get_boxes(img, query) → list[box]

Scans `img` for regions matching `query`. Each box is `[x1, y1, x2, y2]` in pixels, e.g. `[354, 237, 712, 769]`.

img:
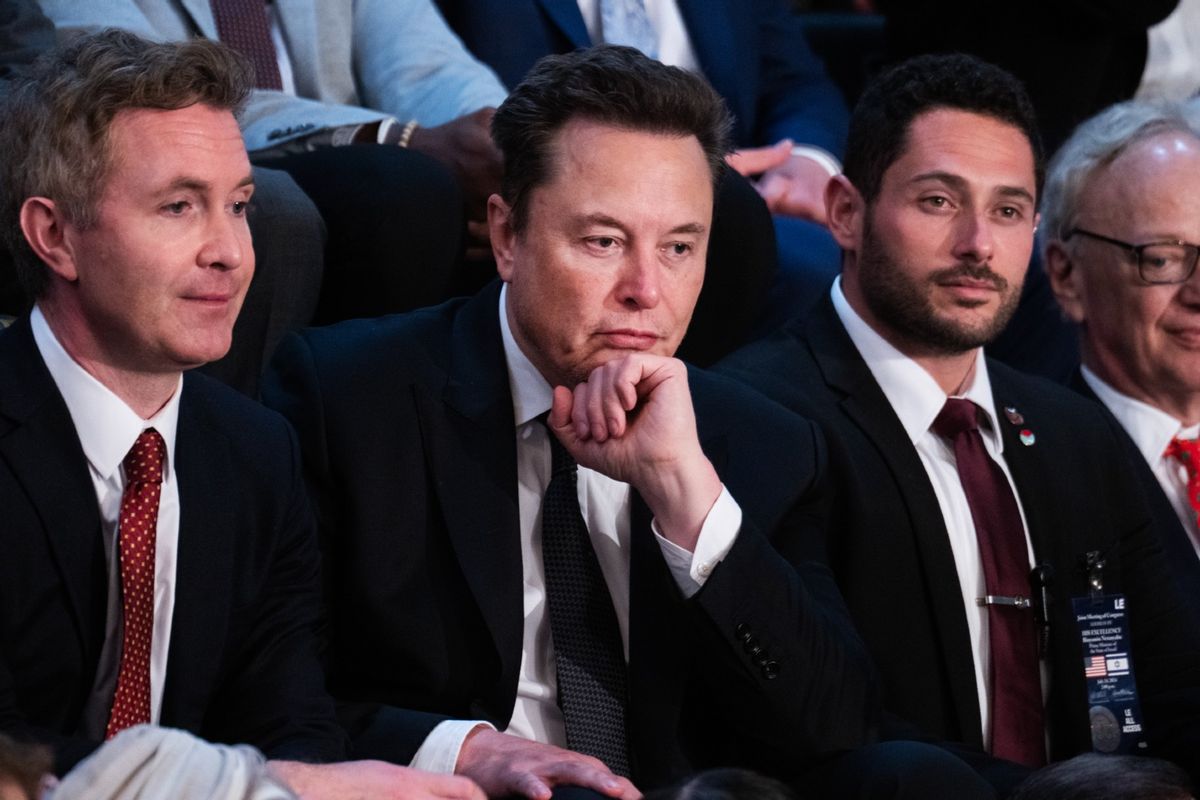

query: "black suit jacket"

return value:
[717, 296, 1200, 783]
[0, 317, 345, 773]
[262, 282, 878, 788]
[1067, 370, 1200, 628]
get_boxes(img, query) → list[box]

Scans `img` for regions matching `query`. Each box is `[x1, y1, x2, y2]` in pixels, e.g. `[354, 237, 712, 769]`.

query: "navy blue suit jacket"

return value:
[436, 0, 848, 153]
[0, 317, 345, 773]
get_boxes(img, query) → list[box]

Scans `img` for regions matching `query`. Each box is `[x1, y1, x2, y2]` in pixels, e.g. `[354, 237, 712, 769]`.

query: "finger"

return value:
[514, 771, 554, 800]
[725, 139, 793, 176]
[599, 364, 630, 439]
[464, 245, 494, 262]
[544, 761, 631, 797]
[570, 381, 594, 441]
[434, 775, 487, 800]
[583, 370, 611, 443]
[550, 385, 577, 438]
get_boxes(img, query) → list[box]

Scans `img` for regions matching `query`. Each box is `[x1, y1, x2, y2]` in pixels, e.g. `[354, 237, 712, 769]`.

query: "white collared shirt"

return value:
[830, 278, 1037, 748]
[410, 285, 741, 771]
[1081, 366, 1200, 560]
[30, 306, 182, 737]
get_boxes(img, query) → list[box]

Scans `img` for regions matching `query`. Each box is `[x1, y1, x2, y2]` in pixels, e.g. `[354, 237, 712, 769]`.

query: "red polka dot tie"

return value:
[1165, 437, 1200, 529]
[210, 0, 284, 90]
[105, 428, 166, 740]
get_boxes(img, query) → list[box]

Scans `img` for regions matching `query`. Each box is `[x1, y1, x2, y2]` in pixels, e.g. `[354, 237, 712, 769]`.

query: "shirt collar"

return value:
[31, 305, 182, 483]
[830, 277, 1004, 451]
[498, 284, 554, 427]
[1080, 365, 1199, 460]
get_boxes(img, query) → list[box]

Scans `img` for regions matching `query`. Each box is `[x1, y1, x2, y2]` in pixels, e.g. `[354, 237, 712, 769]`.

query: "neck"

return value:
[1083, 347, 1200, 427]
[40, 301, 179, 420]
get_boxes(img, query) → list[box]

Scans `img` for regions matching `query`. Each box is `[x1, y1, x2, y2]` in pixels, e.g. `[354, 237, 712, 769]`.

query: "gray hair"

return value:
[1040, 99, 1199, 256]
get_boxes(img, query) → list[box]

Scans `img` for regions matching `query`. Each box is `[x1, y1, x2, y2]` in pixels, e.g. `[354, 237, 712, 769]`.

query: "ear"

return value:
[19, 197, 79, 283]
[1044, 238, 1086, 323]
[488, 193, 518, 283]
[825, 174, 864, 251]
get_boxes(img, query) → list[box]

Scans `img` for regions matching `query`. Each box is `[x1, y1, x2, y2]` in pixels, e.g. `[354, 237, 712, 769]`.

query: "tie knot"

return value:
[1167, 437, 1200, 469]
[932, 398, 981, 439]
[123, 428, 166, 485]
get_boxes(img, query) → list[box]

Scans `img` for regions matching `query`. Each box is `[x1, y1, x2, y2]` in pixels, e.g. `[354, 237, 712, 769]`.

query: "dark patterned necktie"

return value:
[210, 0, 283, 90]
[541, 425, 631, 776]
[105, 428, 166, 739]
[933, 399, 1045, 767]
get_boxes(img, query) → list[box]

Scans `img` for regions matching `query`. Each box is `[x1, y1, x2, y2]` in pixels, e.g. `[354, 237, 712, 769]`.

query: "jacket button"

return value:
[735, 623, 750, 638]
[747, 645, 763, 659]
[753, 651, 771, 666]
[742, 635, 760, 653]
[762, 660, 780, 680]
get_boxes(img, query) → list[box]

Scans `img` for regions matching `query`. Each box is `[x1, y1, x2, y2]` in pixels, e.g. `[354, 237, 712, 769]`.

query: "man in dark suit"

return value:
[436, 0, 850, 335]
[265, 45, 996, 800]
[0, 29, 483, 799]
[719, 54, 1200, 795]
[1040, 98, 1200, 624]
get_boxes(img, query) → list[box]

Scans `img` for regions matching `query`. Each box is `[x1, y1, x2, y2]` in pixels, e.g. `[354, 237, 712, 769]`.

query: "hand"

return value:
[726, 140, 833, 223]
[455, 729, 641, 800]
[409, 107, 503, 242]
[269, 759, 485, 800]
[548, 353, 721, 551]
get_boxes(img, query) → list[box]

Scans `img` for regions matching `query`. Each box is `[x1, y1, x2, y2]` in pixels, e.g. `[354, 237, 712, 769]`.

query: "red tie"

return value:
[105, 428, 166, 740]
[210, 0, 283, 90]
[933, 399, 1046, 767]
[1165, 438, 1200, 530]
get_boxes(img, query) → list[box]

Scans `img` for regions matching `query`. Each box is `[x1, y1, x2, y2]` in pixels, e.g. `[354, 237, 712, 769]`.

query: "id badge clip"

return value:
[1071, 550, 1147, 755]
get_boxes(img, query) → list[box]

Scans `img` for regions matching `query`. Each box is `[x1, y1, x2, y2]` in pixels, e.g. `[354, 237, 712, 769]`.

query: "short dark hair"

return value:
[0, 28, 251, 299]
[644, 768, 797, 800]
[844, 53, 1043, 205]
[1010, 754, 1193, 800]
[491, 44, 733, 232]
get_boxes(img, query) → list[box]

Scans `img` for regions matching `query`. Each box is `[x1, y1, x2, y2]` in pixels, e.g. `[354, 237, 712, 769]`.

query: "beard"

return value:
[856, 217, 1024, 355]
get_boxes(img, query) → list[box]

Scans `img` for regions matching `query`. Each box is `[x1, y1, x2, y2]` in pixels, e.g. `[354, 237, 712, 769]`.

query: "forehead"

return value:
[103, 104, 249, 190]
[1081, 130, 1200, 220]
[884, 108, 1036, 196]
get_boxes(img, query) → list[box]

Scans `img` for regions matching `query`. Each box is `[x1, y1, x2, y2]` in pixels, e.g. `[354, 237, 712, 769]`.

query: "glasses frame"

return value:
[1065, 227, 1200, 285]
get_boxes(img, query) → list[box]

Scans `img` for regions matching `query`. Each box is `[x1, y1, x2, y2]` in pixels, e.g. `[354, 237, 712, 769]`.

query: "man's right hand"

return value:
[455, 729, 641, 800]
[269, 759, 485, 800]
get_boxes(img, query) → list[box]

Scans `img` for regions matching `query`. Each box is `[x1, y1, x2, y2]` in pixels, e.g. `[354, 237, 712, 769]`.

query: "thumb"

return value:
[725, 139, 793, 177]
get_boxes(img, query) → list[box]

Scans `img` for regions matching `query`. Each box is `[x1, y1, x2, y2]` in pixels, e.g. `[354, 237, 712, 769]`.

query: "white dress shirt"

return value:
[30, 306, 183, 737]
[1081, 366, 1200, 560]
[410, 285, 742, 771]
[830, 279, 1037, 747]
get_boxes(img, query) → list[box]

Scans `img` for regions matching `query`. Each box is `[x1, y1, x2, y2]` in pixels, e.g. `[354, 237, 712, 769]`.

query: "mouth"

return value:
[181, 293, 236, 308]
[933, 265, 1006, 304]
[595, 329, 662, 350]
[1164, 326, 1200, 348]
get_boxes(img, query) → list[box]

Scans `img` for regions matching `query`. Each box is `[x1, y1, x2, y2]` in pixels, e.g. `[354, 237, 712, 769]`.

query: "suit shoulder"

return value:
[689, 364, 822, 448]
[182, 371, 294, 446]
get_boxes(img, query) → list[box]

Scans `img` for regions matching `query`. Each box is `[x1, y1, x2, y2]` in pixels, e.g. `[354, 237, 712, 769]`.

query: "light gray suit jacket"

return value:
[37, 0, 508, 150]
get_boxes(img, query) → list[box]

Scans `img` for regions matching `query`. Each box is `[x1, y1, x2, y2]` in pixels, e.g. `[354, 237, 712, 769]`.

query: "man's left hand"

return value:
[726, 139, 833, 224]
[548, 354, 721, 552]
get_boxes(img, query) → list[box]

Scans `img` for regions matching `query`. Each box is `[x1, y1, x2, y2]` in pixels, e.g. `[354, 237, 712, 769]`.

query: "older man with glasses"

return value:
[1044, 98, 1200, 622]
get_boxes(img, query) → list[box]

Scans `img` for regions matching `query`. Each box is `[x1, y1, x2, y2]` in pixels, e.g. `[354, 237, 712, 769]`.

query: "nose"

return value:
[951, 210, 995, 265]
[616, 247, 662, 310]
[198, 209, 249, 272]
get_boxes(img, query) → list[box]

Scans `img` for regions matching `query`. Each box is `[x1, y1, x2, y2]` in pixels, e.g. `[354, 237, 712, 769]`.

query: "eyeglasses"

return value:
[1066, 228, 1200, 285]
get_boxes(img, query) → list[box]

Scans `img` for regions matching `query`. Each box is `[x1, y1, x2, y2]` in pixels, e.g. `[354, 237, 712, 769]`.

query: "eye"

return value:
[163, 200, 190, 215]
[592, 236, 616, 249]
[920, 195, 952, 211]
[996, 205, 1025, 221]
[232, 200, 249, 216]
[667, 242, 692, 256]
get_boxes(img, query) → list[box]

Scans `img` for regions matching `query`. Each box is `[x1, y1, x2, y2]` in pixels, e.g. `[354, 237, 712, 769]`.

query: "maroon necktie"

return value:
[210, 0, 283, 90]
[933, 399, 1045, 767]
[105, 429, 166, 740]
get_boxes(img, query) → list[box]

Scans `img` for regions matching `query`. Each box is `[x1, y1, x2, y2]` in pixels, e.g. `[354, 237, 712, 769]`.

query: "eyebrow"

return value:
[911, 171, 1035, 205]
[577, 212, 707, 236]
[157, 173, 255, 195]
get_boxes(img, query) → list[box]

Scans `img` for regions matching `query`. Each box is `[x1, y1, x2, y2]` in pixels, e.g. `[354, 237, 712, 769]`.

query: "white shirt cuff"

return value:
[408, 719, 495, 773]
[652, 486, 742, 598]
[790, 145, 842, 177]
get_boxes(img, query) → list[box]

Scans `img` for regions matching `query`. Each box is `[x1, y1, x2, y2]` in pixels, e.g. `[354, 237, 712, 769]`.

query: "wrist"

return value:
[640, 455, 722, 551]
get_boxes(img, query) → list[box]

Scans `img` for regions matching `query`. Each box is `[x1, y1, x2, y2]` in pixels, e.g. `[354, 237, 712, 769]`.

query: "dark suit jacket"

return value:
[717, 296, 1200, 784]
[262, 281, 878, 788]
[0, 317, 346, 773]
[436, 0, 849, 154]
[1067, 370, 1200, 628]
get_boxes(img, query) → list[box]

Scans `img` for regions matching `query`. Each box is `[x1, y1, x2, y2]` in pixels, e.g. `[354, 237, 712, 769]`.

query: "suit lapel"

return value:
[806, 299, 984, 742]
[0, 319, 106, 660]
[534, 0, 592, 47]
[417, 285, 524, 684]
[674, 0, 741, 116]
[160, 377, 237, 725]
[178, 0, 217, 38]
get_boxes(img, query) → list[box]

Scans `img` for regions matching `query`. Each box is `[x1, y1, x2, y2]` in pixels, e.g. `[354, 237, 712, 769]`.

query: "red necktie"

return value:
[1165, 437, 1200, 530]
[105, 428, 166, 740]
[210, 0, 283, 90]
[933, 399, 1046, 767]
